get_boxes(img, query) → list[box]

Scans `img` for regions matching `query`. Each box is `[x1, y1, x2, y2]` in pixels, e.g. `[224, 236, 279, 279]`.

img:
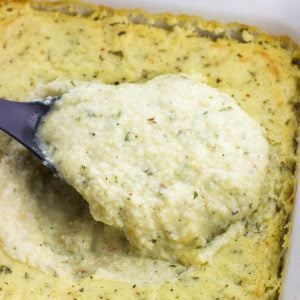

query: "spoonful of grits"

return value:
[0, 74, 269, 265]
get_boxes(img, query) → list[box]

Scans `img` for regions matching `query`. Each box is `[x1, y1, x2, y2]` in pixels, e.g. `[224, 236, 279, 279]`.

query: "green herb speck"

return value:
[0, 265, 12, 274]
[116, 110, 122, 118]
[145, 168, 153, 176]
[124, 132, 130, 141]
[219, 106, 233, 112]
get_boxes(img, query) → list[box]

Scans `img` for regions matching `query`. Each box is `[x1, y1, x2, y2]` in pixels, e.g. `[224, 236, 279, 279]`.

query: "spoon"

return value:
[0, 97, 60, 171]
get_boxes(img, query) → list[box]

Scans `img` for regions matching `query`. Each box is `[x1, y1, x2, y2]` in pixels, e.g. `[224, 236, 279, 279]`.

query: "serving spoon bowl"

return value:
[0, 97, 60, 172]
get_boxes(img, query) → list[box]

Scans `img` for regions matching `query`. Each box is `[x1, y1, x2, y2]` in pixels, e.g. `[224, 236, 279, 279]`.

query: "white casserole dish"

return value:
[86, 0, 300, 298]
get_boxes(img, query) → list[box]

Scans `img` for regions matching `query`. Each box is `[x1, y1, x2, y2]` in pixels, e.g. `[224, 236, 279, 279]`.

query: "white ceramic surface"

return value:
[87, 0, 300, 298]
[94, 0, 300, 43]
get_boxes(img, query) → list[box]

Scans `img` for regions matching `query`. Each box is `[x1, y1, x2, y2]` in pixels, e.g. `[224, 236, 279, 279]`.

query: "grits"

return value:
[0, 1, 298, 298]
[38, 74, 269, 264]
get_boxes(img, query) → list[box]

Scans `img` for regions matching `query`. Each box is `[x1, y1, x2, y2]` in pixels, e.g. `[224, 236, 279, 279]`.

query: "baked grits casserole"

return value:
[0, 1, 299, 299]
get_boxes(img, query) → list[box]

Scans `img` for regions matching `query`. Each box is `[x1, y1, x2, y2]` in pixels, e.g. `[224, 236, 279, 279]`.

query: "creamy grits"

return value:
[38, 74, 269, 265]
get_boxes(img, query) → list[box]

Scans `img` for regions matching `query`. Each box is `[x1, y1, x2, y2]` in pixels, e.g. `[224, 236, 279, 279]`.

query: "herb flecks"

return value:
[147, 117, 156, 124]
[219, 106, 233, 112]
[124, 131, 130, 141]
[108, 50, 124, 58]
[145, 168, 153, 176]
[0, 265, 12, 274]
[116, 110, 122, 118]
[193, 191, 198, 199]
